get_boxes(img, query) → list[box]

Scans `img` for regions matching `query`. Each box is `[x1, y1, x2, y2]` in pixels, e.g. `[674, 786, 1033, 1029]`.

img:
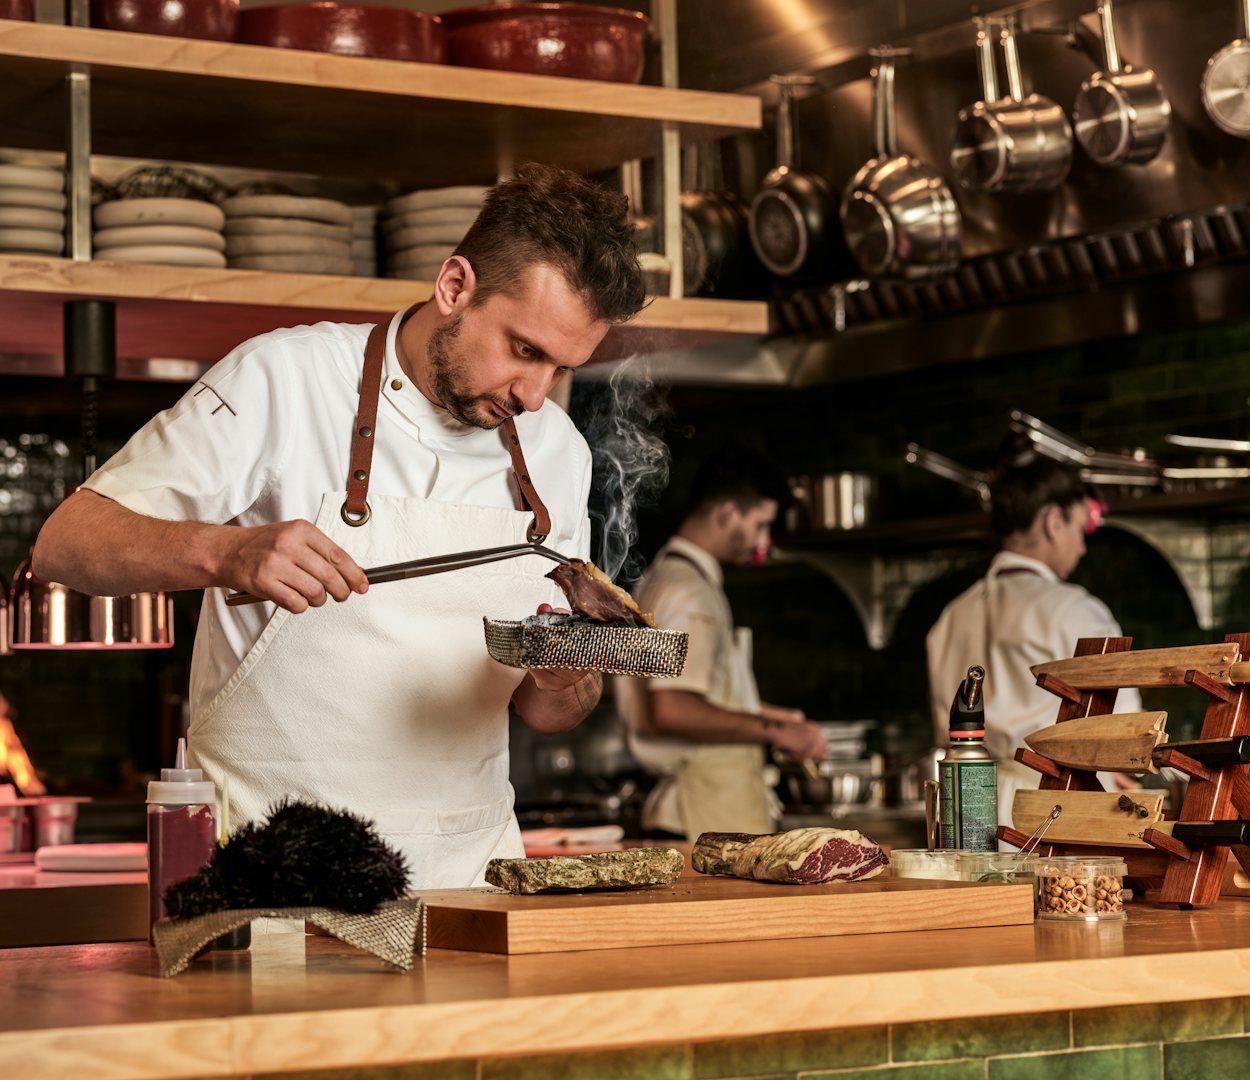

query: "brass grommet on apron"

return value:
[526, 518, 547, 544]
[341, 500, 371, 527]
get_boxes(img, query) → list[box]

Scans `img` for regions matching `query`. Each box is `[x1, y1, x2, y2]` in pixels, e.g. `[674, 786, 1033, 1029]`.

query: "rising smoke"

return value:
[578, 361, 672, 583]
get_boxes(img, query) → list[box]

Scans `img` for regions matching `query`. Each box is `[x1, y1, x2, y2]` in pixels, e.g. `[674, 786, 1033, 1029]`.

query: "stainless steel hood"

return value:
[652, 0, 1250, 386]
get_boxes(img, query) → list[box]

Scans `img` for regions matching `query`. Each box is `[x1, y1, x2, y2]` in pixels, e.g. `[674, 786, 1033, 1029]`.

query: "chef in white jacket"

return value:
[926, 443, 1142, 829]
[31, 164, 647, 889]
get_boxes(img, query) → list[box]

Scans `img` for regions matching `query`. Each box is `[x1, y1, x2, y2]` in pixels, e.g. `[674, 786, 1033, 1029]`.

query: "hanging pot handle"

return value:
[769, 74, 815, 170]
[1098, 0, 1123, 74]
[871, 52, 898, 158]
[975, 19, 999, 103]
[1000, 18, 1025, 104]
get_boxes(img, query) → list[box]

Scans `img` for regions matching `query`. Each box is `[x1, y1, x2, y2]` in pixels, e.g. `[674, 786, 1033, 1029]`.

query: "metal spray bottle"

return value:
[938, 665, 998, 851]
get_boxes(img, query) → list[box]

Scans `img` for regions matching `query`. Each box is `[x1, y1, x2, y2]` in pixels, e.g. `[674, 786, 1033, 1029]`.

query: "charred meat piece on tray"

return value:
[546, 559, 655, 628]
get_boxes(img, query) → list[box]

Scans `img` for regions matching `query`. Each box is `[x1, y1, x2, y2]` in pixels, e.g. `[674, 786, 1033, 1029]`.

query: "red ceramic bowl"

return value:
[238, 4, 448, 63]
[89, 0, 238, 41]
[0, 0, 35, 20]
[441, 3, 649, 84]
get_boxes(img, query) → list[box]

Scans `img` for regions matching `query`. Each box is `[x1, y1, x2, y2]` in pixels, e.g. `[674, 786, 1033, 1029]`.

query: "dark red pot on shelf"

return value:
[0, 0, 35, 21]
[238, 4, 448, 64]
[89, 0, 239, 41]
[441, 2, 649, 84]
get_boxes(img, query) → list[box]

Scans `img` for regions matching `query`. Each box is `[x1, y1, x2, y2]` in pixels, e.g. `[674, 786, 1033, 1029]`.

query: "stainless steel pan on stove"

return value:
[1203, 0, 1250, 137]
[1072, 0, 1170, 167]
[841, 51, 961, 279]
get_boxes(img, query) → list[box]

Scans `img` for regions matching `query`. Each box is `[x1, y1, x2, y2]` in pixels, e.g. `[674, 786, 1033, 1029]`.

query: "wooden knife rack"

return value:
[998, 632, 1250, 908]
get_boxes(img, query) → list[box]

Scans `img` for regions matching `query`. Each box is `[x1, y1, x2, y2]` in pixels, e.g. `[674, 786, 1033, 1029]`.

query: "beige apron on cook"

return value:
[638, 619, 774, 840]
[189, 315, 563, 890]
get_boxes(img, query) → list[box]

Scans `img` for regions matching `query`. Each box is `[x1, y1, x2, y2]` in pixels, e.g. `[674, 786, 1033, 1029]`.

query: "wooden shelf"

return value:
[781, 487, 1250, 553]
[0, 255, 769, 364]
[0, 20, 761, 183]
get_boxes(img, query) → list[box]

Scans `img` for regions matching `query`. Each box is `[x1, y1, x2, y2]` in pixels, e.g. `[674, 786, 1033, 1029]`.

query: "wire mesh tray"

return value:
[483, 613, 688, 678]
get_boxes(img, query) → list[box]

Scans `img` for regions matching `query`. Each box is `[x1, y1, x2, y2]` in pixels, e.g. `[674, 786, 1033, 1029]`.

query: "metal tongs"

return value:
[1019, 803, 1062, 855]
[224, 542, 572, 607]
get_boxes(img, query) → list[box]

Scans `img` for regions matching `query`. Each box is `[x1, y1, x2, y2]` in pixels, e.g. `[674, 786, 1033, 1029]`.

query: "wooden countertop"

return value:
[2, 899, 1250, 1078]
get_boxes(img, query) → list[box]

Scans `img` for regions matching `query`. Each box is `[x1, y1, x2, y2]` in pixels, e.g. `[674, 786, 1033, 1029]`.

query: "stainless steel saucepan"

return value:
[1072, 0, 1171, 166]
[1203, 0, 1250, 137]
[841, 51, 961, 279]
[951, 18, 1072, 192]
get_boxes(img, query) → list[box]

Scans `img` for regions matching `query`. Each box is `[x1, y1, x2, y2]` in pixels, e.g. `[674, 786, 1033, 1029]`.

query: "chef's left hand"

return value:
[527, 603, 598, 691]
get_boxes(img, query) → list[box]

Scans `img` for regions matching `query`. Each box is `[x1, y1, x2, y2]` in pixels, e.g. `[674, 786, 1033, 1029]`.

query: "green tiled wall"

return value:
[243, 997, 1250, 1080]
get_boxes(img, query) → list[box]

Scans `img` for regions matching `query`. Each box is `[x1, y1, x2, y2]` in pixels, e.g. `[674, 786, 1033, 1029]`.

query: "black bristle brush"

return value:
[164, 798, 410, 919]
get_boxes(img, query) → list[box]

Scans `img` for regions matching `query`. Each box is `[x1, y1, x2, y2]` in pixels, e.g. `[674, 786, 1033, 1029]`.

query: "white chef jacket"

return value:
[925, 550, 1142, 827]
[83, 311, 592, 714]
[615, 536, 773, 837]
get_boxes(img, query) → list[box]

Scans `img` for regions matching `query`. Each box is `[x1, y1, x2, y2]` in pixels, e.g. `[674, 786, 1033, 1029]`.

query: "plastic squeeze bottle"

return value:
[146, 738, 216, 943]
[938, 665, 999, 852]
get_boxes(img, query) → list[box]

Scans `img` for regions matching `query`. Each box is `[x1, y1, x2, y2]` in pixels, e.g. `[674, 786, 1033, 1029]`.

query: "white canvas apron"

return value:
[189, 315, 562, 889]
[633, 550, 773, 838]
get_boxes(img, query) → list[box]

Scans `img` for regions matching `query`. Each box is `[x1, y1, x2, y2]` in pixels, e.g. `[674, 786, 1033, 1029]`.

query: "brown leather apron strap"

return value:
[501, 416, 551, 543]
[342, 320, 388, 526]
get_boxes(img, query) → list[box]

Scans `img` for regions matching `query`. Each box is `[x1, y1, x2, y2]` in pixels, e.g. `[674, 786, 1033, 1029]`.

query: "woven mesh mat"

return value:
[484, 616, 688, 678]
[152, 898, 426, 977]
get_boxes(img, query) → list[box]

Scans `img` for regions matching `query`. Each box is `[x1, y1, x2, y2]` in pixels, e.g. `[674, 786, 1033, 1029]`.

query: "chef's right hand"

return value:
[220, 519, 368, 613]
[768, 719, 829, 761]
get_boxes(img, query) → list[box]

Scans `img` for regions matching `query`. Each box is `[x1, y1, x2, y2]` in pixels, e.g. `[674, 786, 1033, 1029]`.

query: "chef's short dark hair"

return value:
[456, 162, 646, 324]
[687, 450, 790, 518]
[990, 435, 1088, 538]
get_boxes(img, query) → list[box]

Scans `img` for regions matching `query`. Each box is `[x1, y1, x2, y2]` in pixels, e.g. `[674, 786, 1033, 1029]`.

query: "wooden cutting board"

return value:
[417, 874, 1035, 955]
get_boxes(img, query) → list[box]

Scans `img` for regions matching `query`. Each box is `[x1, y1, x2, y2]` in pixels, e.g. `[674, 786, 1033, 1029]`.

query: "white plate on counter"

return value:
[225, 233, 352, 257]
[94, 223, 225, 251]
[0, 185, 67, 211]
[94, 244, 228, 268]
[0, 163, 63, 191]
[223, 194, 353, 227]
[35, 842, 146, 872]
[95, 198, 225, 231]
[387, 185, 487, 215]
[0, 227, 63, 254]
[224, 215, 352, 242]
[384, 206, 480, 234]
[230, 253, 354, 274]
[0, 205, 63, 230]
[387, 223, 470, 249]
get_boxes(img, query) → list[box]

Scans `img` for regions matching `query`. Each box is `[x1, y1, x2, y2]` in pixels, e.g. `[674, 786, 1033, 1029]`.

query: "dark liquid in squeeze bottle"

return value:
[146, 738, 216, 944]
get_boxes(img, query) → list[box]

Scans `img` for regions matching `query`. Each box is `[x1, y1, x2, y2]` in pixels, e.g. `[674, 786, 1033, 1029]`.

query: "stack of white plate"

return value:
[0, 161, 66, 257]
[351, 205, 380, 278]
[383, 185, 485, 281]
[93, 198, 227, 267]
[222, 194, 354, 275]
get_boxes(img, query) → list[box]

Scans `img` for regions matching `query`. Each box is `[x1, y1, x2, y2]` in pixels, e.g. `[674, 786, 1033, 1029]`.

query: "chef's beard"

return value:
[428, 314, 525, 430]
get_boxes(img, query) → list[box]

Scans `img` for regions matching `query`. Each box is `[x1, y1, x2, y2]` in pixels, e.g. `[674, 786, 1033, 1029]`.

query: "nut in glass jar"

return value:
[1038, 856, 1128, 921]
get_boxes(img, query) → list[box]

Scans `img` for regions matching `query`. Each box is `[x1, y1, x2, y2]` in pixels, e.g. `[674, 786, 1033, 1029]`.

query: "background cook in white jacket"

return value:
[926, 443, 1142, 832]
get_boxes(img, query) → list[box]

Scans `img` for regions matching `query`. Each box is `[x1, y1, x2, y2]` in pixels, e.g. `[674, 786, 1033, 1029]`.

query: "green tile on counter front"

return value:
[694, 1026, 887, 1077]
[1073, 999, 1242, 1046]
[251, 1064, 476, 1080]
[1164, 1035, 1250, 1078]
[893, 1012, 1068, 1061]
[988, 1045, 1159, 1080]
[804, 1061, 982, 1080]
[480, 1045, 690, 1080]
